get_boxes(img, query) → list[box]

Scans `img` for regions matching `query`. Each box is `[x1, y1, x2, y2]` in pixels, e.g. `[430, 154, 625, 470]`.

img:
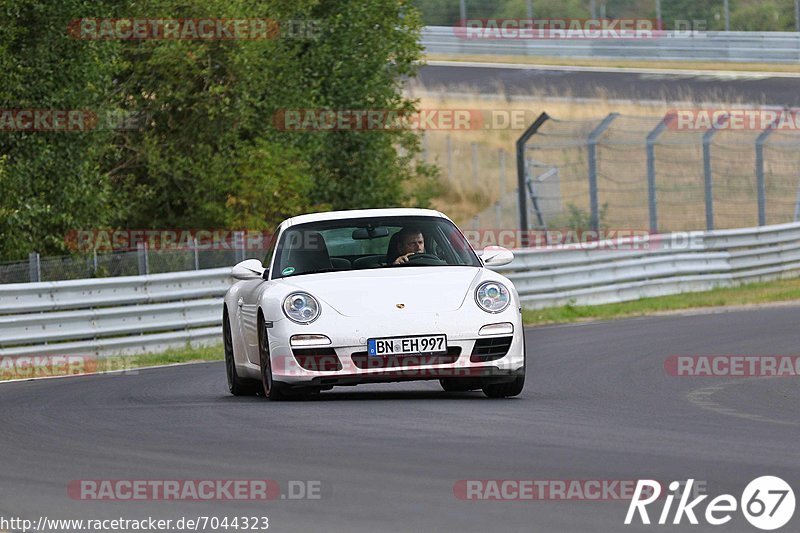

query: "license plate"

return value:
[368, 335, 447, 356]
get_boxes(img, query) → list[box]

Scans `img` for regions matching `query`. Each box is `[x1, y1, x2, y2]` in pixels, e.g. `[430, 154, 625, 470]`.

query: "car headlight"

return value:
[283, 292, 321, 324]
[475, 281, 511, 313]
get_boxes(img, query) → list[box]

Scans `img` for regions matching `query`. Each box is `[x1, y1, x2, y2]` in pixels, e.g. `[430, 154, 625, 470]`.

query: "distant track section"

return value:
[414, 61, 800, 106]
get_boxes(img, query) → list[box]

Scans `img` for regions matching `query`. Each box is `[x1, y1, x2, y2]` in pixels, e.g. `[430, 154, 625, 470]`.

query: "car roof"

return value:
[280, 208, 449, 229]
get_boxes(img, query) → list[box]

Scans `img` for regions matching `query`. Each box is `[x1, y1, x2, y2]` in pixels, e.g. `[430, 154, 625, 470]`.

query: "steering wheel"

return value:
[403, 253, 446, 266]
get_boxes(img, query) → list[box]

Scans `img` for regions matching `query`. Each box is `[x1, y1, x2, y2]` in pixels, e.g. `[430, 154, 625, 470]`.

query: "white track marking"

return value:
[0, 360, 218, 386]
[686, 380, 798, 427]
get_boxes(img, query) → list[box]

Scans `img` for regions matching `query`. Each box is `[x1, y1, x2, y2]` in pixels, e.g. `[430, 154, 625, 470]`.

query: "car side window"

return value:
[262, 229, 279, 274]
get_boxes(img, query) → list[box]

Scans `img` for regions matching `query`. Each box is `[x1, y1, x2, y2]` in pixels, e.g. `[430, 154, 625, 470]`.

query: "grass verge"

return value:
[523, 278, 800, 326]
[0, 344, 223, 382]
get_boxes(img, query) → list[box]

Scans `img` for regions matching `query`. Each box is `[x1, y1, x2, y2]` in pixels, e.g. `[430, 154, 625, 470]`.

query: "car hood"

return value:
[278, 266, 482, 317]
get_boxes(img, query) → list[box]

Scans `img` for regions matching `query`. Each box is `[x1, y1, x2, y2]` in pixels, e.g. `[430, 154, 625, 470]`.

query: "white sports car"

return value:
[223, 208, 525, 400]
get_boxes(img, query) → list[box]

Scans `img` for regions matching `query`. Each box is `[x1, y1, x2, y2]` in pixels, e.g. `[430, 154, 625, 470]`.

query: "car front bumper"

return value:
[265, 307, 525, 387]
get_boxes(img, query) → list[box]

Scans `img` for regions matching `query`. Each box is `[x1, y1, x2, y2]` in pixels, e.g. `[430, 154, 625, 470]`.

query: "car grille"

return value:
[350, 347, 461, 370]
[470, 336, 513, 362]
[292, 348, 343, 371]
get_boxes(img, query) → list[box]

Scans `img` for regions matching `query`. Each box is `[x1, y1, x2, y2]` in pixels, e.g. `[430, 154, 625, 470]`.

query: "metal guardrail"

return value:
[495, 221, 800, 308]
[0, 268, 230, 357]
[421, 26, 800, 63]
[1, 222, 799, 357]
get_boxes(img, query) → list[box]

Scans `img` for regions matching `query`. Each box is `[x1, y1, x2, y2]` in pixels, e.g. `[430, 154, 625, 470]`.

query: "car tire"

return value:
[481, 373, 525, 398]
[258, 314, 289, 401]
[482, 333, 526, 398]
[439, 378, 480, 392]
[224, 307, 259, 396]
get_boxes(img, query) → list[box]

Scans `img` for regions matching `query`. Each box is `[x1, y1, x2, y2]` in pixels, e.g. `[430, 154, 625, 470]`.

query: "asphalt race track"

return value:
[416, 63, 800, 106]
[1, 306, 799, 532]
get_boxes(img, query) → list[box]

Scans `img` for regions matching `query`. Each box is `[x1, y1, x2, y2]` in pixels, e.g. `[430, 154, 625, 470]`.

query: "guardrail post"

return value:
[137, 242, 149, 275]
[755, 114, 781, 226]
[587, 113, 619, 231]
[28, 252, 40, 282]
[702, 113, 728, 231]
[516, 112, 550, 244]
[646, 115, 669, 233]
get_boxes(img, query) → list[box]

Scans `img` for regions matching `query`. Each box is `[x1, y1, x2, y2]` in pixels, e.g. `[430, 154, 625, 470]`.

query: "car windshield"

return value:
[271, 216, 480, 279]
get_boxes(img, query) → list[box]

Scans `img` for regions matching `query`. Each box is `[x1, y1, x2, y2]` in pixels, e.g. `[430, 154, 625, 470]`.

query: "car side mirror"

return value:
[480, 246, 514, 267]
[231, 259, 266, 280]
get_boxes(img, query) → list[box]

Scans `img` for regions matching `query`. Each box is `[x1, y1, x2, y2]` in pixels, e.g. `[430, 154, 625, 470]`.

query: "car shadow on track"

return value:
[218, 391, 523, 402]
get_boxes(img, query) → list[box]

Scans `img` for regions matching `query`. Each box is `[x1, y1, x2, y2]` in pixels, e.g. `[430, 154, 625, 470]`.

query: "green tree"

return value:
[271, 0, 439, 211]
[0, 0, 437, 261]
[0, 0, 120, 260]
[110, 0, 437, 232]
[731, 1, 794, 31]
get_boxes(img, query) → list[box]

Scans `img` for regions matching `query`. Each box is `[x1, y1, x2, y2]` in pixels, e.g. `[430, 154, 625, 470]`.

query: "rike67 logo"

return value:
[626, 477, 795, 530]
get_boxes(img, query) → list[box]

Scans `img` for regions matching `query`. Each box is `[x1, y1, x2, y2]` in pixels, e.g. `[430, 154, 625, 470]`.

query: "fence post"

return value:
[28, 252, 41, 282]
[702, 113, 728, 231]
[794, 177, 800, 222]
[524, 168, 547, 231]
[646, 115, 669, 234]
[446, 135, 453, 182]
[755, 115, 780, 226]
[93, 248, 98, 276]
[137, 242, 149, 275]
[499, 148, 506, 197]
[587, 113, 619, 231]
[471, 142, 478, 188]
[234, 231, 246, 263]
[516, 112, 550, 245]
[193, 236, 200, 270]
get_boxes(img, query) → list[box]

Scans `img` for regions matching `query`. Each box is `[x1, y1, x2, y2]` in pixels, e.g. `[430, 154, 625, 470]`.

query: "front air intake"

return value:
[292, 348, 342, 371]
[470, 337, 512, 362]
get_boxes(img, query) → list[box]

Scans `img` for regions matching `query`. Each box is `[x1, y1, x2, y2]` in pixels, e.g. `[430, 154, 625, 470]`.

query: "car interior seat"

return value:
[283, 231, 333, 274]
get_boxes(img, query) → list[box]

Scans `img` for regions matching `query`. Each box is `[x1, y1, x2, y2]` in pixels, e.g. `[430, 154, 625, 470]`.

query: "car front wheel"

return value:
[224, 307, 258, 396]
[258, 315, 288, 401]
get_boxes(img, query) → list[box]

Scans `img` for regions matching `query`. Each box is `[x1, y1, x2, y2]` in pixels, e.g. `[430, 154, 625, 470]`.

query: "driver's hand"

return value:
[393, 253, 414, 265]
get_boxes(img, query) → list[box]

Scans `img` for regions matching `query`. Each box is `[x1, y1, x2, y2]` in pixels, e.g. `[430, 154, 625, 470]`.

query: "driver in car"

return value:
[392, 227, 425, 265]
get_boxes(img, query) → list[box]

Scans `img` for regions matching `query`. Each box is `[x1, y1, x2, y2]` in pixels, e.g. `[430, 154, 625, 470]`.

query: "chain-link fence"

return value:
[0, 244, 265, 284]
[466, 112, 800, 234]
[5, 111, 800, 283]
